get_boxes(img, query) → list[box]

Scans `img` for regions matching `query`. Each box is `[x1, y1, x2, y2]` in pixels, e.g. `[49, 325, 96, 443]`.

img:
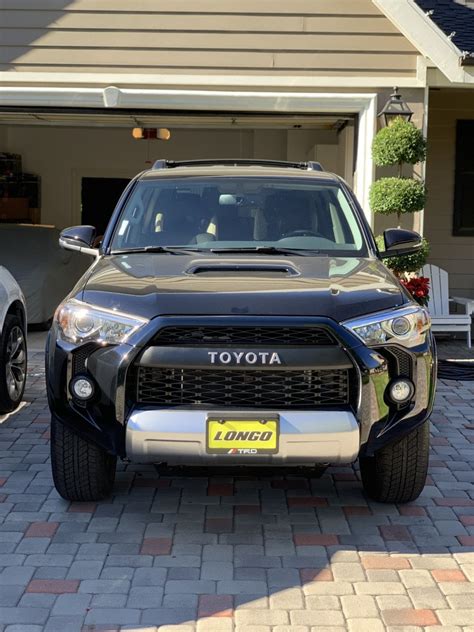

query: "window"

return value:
[111, 176, 367, 256]
[453, 120, 474, 236]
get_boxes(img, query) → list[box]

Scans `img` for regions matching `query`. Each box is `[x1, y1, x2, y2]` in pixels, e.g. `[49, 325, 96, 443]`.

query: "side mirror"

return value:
[380, 228, 422, 259]
[59, 225, 99, 257]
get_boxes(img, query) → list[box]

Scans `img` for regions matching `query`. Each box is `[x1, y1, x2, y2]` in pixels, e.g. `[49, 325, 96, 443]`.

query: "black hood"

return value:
[79, 253, 408, 322]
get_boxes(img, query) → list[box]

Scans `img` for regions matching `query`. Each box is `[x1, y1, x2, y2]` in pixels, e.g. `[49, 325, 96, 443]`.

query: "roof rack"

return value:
[152, 159, 324, 171]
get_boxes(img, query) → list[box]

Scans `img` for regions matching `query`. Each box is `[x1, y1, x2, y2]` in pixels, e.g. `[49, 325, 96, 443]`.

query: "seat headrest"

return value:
[264, 191, 312, 214]
[173, 193, 203, 214]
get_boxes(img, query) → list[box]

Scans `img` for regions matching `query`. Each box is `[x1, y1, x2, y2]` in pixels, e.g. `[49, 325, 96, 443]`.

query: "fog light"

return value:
[70, 376, 94, 401]
[387, 378, 414, 404]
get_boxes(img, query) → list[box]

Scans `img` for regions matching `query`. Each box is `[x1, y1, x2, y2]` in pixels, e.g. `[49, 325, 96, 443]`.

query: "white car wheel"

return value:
[0, 315, 27, 414]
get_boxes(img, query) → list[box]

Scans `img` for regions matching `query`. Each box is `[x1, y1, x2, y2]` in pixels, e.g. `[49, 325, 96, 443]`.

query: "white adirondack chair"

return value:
[421, 264, 472, 348]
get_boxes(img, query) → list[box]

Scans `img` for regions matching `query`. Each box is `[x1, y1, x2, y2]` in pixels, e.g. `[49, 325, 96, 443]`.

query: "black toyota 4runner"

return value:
[46, 159, 436, 503]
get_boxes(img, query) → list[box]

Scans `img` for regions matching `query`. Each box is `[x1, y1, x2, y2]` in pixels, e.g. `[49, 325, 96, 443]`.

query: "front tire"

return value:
[50, 415, 116, 501]
[0, 314, 27, 414]
[359, 420, 430, 503]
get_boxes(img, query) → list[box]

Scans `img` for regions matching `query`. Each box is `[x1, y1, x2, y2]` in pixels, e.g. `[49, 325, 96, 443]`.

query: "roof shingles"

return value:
[414, 0, 474, 56]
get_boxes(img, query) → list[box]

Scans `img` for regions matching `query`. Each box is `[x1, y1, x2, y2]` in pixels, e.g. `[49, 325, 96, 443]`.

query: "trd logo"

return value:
[213, 430, 273, 442]
[228, 448, 258, 454]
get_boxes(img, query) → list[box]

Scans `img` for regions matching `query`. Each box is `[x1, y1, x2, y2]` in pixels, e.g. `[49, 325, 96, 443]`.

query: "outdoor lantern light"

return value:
[378, 87, 413, 126]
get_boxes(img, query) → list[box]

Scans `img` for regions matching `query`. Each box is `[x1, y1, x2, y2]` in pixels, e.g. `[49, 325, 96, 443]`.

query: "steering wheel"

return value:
[280, 229, 325, 239]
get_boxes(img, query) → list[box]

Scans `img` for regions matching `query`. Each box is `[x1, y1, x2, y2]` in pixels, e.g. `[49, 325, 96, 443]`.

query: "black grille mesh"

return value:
[376, 346, 412, 378]
[388, 346, 412, 377]
[153, 326, 335, 346]
[72, 343, 99, 375]
[135, 367, 350, 409]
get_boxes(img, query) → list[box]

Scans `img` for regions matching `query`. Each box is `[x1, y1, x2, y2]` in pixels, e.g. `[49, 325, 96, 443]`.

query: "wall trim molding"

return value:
[0, 71, 423, 89]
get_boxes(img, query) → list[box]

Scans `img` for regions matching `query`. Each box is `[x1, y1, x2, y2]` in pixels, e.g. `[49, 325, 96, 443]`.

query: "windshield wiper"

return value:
[209, 246, 321, 256]
[111, 245, 324, 256]
[111, 246, 202, 255]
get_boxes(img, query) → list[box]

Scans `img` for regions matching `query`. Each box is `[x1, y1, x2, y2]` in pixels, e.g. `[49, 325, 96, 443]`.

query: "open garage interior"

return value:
[0, 109, 356, 229]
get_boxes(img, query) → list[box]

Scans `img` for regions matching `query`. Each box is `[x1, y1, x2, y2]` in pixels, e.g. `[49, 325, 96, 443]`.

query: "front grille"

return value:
[135, 367, 350, 409]
[153, 326, 336, 346]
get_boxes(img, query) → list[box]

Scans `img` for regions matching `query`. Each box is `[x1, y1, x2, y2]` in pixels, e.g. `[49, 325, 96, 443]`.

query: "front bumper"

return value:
[46, 315, 436, 464]
[126, 409, 360, 465]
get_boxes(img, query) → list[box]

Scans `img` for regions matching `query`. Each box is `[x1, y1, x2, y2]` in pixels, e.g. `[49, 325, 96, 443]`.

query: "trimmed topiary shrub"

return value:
[376, 234, 430, 275]
[370, 112, 428, 276]
[372, 116, 427, 167]
[369, 177, 426, 220]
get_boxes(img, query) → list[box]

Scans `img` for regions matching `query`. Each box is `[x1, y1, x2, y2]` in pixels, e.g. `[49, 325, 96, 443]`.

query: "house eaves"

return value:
[373, 0, 474, 84]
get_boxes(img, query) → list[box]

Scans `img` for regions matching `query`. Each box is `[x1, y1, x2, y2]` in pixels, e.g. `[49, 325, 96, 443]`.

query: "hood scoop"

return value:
[186, 260, 300, 277]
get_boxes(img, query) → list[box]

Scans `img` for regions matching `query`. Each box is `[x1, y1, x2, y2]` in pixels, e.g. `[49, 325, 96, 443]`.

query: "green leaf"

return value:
[369, 177, 426, 216]
[372, 117, 426, 166]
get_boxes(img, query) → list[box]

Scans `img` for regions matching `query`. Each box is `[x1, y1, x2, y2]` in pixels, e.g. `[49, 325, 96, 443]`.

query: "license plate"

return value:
[206, 416, 279, 455]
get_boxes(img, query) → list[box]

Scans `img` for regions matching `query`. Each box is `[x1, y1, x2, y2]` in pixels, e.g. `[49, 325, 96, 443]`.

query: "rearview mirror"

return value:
[380, 228, 422, 259]
[59, 225, 99, 257]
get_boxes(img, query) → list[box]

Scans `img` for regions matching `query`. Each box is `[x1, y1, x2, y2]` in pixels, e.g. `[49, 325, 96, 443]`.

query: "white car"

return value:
[0, 266, 27, 413]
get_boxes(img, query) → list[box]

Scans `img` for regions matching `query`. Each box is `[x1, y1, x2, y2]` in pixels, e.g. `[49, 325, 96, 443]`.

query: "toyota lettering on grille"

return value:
[208, 351, 282, 365]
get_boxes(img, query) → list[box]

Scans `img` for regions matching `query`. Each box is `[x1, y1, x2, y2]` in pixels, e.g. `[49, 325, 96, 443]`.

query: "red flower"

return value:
[400, 276, 430, 306]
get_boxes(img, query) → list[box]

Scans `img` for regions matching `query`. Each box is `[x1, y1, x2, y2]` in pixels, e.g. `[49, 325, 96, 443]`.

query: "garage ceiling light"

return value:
[132, 127, 171, 140]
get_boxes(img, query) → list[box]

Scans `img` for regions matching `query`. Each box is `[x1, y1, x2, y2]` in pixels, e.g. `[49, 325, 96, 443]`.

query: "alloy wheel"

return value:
[5, 326, 26, 401]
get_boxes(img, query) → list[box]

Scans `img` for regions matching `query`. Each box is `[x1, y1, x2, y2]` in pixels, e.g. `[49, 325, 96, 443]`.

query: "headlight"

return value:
[55, 299, 148, 344]
[343, 306, 430, 348]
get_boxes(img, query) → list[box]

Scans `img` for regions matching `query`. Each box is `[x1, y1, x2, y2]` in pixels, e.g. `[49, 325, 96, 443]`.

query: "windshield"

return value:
[110, 176, 368, 256]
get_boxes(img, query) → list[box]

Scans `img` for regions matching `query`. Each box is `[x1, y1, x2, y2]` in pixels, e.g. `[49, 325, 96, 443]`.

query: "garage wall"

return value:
[2, 125, 343, 229]
[0, 0, 418, 78]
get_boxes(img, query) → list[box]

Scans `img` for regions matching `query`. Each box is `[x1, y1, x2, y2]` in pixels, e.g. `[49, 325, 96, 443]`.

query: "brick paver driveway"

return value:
[0, 347, 473, 632]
